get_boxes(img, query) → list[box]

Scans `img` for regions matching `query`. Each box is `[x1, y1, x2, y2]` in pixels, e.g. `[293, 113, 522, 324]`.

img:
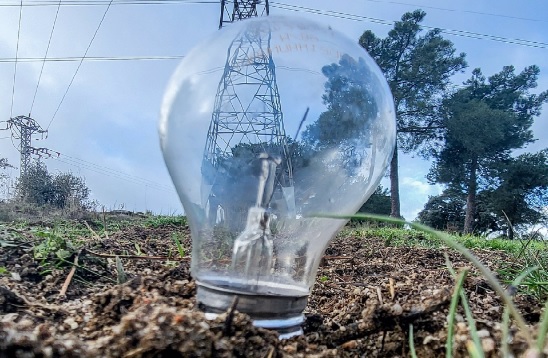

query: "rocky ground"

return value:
[0, 221, 546, 357]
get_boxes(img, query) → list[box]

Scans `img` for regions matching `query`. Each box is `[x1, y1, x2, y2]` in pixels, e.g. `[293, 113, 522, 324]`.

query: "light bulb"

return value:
[159, 15, 396, 338]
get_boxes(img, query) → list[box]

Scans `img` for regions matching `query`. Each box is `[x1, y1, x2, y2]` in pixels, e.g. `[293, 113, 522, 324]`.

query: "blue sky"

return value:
[0, 0, 547, 219]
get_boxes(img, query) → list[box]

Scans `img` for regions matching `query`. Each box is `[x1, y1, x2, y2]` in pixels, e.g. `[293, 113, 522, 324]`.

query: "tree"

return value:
[15, 162, 93, 210]
[485, 151, 548, 239]
[351, 184, 391, 225]
[429, 66, 548, 234]
[417, 189, 498, 234]
[359, 10, 467, 218]
[302, 54, 378, 151]
[417, 189, 465, 231]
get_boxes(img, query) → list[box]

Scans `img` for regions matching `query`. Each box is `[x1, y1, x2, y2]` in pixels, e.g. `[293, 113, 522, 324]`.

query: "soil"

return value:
[0, 222, 546, 357]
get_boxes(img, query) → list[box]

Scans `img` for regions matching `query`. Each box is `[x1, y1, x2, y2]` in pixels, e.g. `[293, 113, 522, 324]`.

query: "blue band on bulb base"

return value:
[196, 281, 307, 339]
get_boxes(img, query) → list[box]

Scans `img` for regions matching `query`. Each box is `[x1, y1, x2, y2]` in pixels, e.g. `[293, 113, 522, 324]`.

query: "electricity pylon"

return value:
[1, 116, 57, 177]
[202, 0, 294, 226]
[219, 0, 269, 29]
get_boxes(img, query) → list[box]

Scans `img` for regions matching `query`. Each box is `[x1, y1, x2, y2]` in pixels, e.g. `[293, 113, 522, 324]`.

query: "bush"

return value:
[14, 162, 94, 211]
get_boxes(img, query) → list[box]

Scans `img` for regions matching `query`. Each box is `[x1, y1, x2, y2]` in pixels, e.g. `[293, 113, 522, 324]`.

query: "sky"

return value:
[0, 0, 547, 220]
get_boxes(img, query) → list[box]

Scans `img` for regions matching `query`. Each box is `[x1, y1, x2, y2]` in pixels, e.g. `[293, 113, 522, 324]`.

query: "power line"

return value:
[271, 2, 548, 49]
[10, 0, 23, 117]
[47, 0, 114, 130]
[0, 0, 217, 6]
[29, 0, 62, 116]
[361, 0, 548, 24]
[50, 154, 176, 193]
[0, 55, 185, 63]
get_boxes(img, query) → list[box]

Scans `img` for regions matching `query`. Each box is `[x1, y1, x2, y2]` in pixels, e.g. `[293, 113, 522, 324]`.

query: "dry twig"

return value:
[59, 250, 81, 297]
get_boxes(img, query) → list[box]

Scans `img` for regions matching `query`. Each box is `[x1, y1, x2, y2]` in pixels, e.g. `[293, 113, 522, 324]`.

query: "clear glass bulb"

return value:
[159, 15, 396, 338]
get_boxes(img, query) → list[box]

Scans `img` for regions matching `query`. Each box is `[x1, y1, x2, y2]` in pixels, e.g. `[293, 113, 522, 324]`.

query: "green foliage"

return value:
[417, 189, 465, 232]
[144, 215, 187, 228]
[14, 162, 93, 211]
[428, 66, 548, 233]
[351, 185, 391, 225]
[33, 230, 75, 265]
[0, 266, 8, 275]
[359, 10, 467, 217]
[172, 233, 186, 258]
[303, 54, 378, 151]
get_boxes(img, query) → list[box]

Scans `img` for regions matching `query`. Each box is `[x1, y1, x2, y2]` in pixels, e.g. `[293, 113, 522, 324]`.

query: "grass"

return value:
[1, 211, 190, 288]
[321, 212, 548, 355]
[344, 224, 548, 301]
[2, 209, 547, 355]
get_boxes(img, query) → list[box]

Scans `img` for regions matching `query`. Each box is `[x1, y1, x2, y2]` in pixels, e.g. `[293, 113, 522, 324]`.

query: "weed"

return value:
[0, 266, 8, 275]
[134, 243, 144, 256]
[33, 230, 75, 261]
[144, 215, 187, 228]
[172, 233, 186, 258]
[319, 275, 329, 283]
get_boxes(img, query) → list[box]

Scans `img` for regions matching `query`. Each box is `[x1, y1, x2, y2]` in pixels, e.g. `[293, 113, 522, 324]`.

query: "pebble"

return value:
[391, 303, 403, 315]
[64, 317, 79, 330]
[341, 340, 358, 349]
[482, 338, 495, 352]
[10, 272, 21, 281]
[476, 329, 490, 338]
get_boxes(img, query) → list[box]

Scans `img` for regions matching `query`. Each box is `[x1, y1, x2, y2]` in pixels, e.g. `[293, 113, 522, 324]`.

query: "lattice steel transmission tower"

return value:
[1, 116, 55, 177]
[219, 0, 269, 29]
[202, 0, 294, 225]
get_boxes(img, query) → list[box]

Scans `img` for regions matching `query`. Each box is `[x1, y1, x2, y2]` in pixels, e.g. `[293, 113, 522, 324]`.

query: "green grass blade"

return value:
[172, 233, 186, 258]
[409, 324, 418, 358]
[501, 306, 511, 358]
[445, 254, 484, 358]
[447, 269, 468, 358]
[314, 212, 534, 346]
[536, 299, 548, 353]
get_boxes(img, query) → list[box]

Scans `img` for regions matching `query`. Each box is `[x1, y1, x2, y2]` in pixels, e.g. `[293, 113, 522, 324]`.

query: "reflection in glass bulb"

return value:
[159, 15, 396, 338]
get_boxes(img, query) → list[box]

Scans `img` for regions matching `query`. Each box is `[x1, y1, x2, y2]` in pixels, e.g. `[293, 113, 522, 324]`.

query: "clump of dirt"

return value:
[0, 223, 546, 357]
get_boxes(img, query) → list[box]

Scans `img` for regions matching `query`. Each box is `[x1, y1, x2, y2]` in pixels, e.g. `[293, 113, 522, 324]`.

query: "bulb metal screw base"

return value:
[196, 281, 308, 339]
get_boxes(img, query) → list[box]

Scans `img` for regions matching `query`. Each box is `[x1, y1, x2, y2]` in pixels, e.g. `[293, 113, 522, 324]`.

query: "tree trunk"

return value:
[464, 158, 478, 234]
[390, 146, 401, 218]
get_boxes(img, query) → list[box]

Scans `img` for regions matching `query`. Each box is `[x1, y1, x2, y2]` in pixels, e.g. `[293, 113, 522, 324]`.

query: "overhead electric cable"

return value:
[29, 0, 62, 116]
[51, 155, 176, 193]
[0, 0, 217, 6]
[47, 0, 114, 130]
[0, 55, 185, 63]
[10, 0, 23, 118]
[361, 0, 547, 23]
[271, 2, 548, 49]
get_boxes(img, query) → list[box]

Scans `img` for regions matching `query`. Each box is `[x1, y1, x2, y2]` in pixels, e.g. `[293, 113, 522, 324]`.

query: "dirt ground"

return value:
[0, 222, 546, 357]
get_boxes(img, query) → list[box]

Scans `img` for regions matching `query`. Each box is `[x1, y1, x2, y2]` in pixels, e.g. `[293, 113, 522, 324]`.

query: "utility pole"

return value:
[1, 116, 57, 178]
[203, 0, 294, 226]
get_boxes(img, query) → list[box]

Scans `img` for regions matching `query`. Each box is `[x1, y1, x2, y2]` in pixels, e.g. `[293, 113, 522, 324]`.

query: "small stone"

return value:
[341, 340, 358, 349]
[19, 319, 34, 329]
[476, 329, 490, 338]
[64, 317, 79, 330]
[423, 335, 436, 345]
[482, 338, 495, 352]
[10, 272, 21, 281]
[391, 303, 403, 316]
[456, 322, 467, 332]
[283, 344, 297, 354]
